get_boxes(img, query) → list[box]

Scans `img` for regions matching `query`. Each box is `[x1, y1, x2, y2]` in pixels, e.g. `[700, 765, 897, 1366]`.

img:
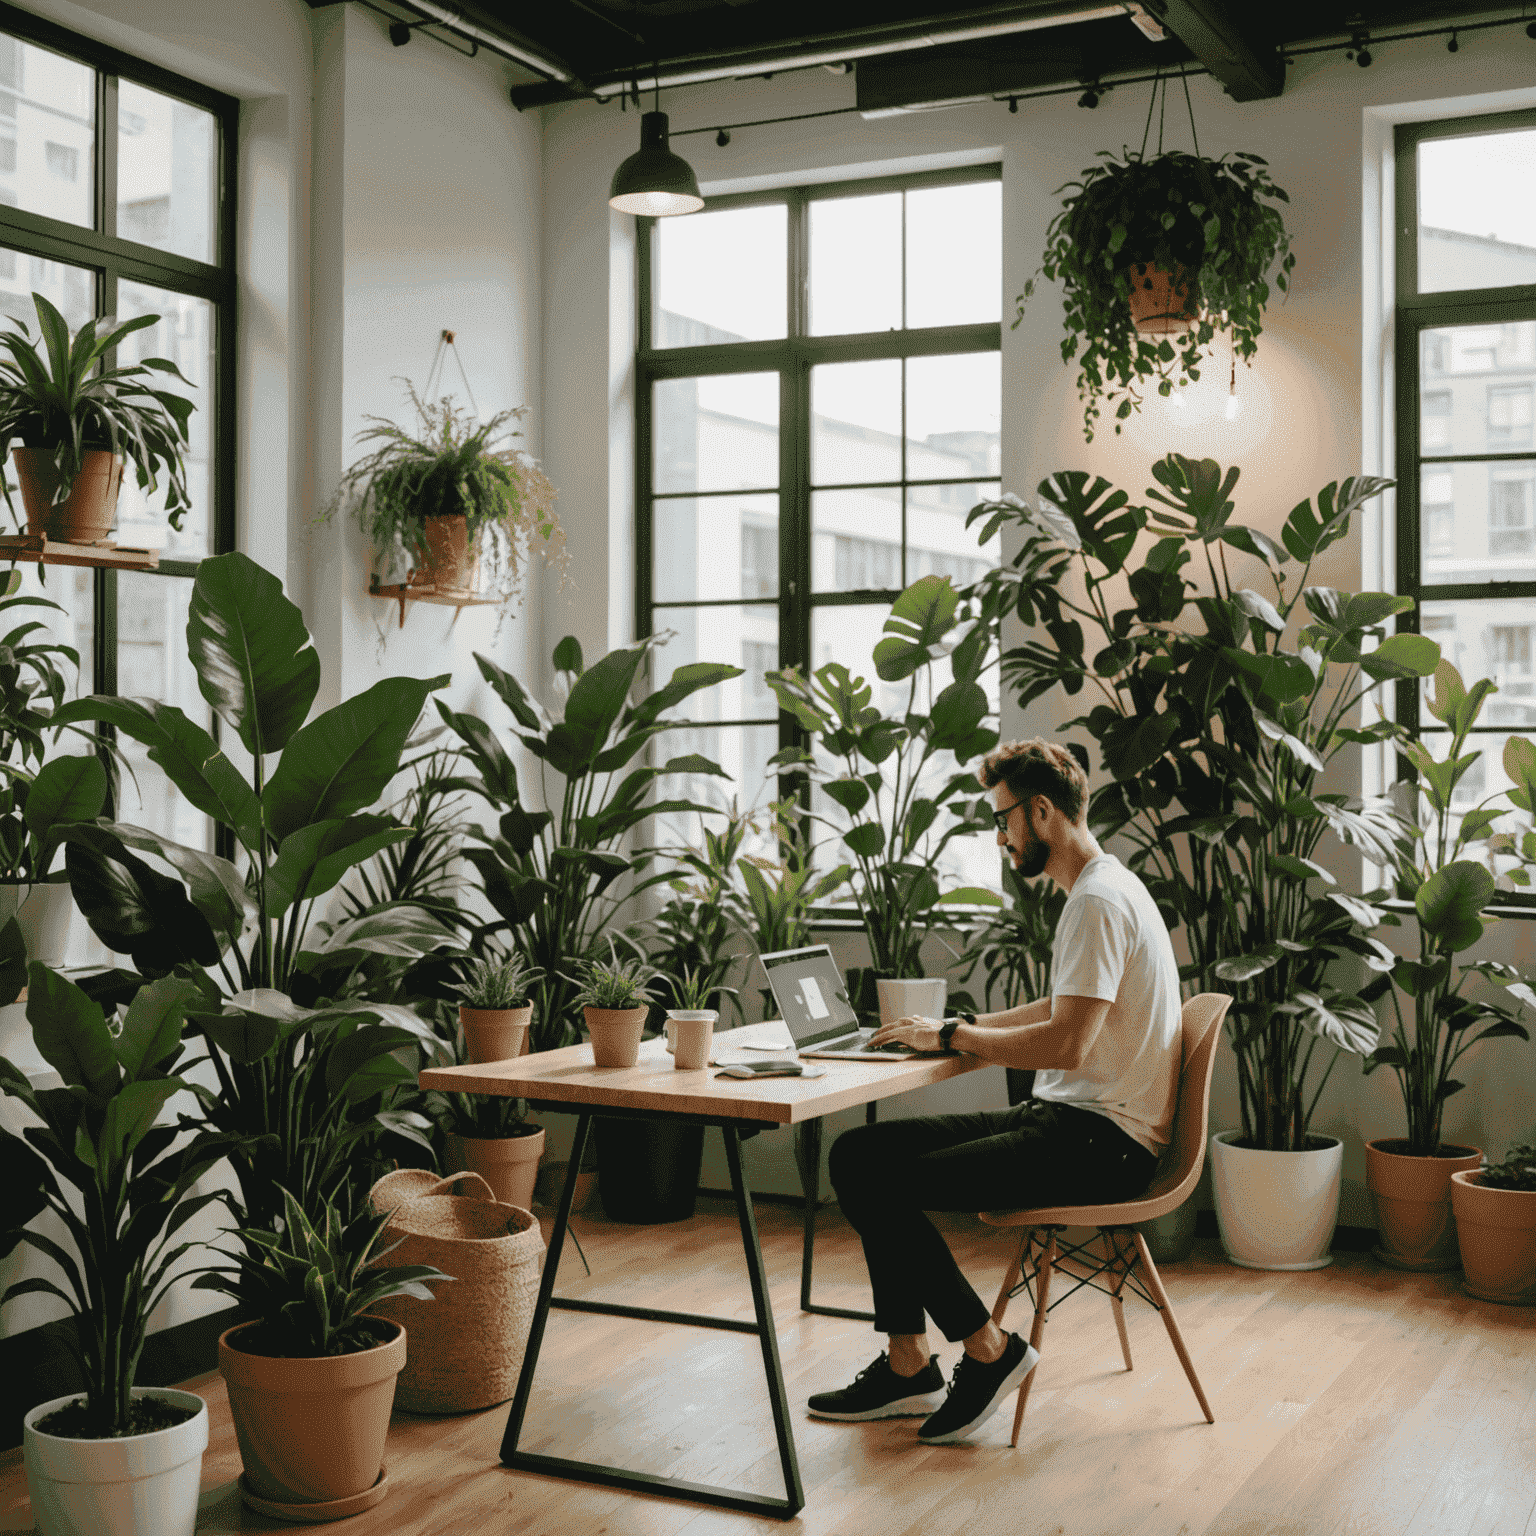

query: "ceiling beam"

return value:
[1138, 0, 1284, 100]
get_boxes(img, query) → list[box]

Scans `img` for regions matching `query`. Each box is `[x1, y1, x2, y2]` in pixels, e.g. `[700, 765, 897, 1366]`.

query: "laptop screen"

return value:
[760, 946, 861, 1046]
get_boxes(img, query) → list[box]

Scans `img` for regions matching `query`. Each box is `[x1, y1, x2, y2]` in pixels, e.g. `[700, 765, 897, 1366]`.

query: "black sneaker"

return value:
[917, 1333, 1039, 1444]
[807, 1352, 946, 1421]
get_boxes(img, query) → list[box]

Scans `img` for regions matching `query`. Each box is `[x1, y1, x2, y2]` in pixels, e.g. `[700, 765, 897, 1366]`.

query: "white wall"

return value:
[540, 31, 1536, 1220]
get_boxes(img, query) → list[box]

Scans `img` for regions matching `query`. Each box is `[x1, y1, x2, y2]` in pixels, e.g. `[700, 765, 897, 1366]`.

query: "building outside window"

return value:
[0, 10, 235, 937]
[1396, 112, 1536, 897]
[637, 167, 1001, 890]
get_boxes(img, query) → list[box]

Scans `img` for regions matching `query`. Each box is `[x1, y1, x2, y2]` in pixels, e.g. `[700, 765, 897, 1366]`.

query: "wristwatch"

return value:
[939, 1012, 974, 1053]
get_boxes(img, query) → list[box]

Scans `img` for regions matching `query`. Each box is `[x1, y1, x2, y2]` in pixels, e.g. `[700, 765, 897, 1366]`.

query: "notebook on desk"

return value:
[759, 945, 949, 1061]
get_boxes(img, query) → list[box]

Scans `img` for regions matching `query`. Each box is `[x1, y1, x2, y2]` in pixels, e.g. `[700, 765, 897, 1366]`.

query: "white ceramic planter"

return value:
[23, 1388, 208, 1536]
[875, 977, 946, 1025]
[0, 879, 74, 966]
[1210, 1129, 1343, 1270]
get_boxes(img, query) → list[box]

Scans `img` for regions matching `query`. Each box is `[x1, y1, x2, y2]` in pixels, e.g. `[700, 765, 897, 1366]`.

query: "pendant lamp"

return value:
[609, 110, 703, 217]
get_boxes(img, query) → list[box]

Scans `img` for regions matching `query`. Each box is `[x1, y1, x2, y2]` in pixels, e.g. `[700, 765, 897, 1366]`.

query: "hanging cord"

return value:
[1138, 67, 1162, 158]
[1157, 70, 1168, 155]
[421, 330, 480, 419]
[1180, 62, 1199, 157]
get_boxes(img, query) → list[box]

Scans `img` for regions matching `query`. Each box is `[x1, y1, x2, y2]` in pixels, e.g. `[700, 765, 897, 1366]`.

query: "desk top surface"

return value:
[417, 1021, 987, 1125]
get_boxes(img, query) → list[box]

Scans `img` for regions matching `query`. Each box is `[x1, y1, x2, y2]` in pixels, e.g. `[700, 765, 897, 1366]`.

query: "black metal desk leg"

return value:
[500, 1111, 589, 1461]
[795, 1112, 877, 1323]
[724, 1127, 805, 1515]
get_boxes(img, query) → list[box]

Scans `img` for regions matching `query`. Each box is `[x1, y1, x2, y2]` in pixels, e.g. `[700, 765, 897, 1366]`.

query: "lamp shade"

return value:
[609, 111, 704, 217]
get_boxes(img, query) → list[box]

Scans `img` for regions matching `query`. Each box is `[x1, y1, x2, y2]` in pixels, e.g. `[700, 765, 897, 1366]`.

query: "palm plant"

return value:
[0, 291, 194, 527]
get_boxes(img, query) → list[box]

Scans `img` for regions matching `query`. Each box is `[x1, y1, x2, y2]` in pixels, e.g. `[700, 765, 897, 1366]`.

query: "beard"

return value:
[1015, 823, 1050, 879]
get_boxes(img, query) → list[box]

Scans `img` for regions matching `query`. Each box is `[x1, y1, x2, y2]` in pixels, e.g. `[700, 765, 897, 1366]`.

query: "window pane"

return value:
[116, 80, 217, 264]
[0, 34, 94, 229]
[1419, 460, 1536, 583]
[0, 248, 93, 336]
[809, 192, 901, 336]
[117, 573, 213, 850]
[906, 182, 1000, 328]
[907, 480, 1001, 586]
[654, 493, 777, 603]
[654, 203, 785, 346]
[650, 604, 778, 723]
[653, 374, 777, 495]
[1419, 129, 1536, 295]
[811, 488, 900, 594]
[114, 282, 213, 558]
[811, 359, 900, 486]
[1420, 599, 1536, 733]
[1419, 323, 1536, 456]
[906, 352, 1001, 479]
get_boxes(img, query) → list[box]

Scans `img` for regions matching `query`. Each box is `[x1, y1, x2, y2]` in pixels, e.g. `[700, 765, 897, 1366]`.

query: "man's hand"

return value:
[867, 1015, 945, 1052]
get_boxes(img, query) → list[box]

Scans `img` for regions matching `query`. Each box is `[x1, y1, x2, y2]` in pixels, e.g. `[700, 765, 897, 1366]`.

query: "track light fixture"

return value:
[1529, 20, 1536, 38]
[1077, 85, 1101, 108]
[1008, 96, 1018, 113]
[388, 20, 413, 46]
[1447, 30, 1458, 52]
[1346, 30, 1373, 66]
[716, 128, 730, 147]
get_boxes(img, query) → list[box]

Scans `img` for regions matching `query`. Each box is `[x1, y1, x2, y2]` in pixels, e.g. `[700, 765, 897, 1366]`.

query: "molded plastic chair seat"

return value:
[978, 992, 1231, 1446]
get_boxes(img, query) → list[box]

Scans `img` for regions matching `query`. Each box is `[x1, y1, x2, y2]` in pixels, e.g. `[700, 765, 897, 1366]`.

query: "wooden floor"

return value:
[3, 1196, 1534, 1536]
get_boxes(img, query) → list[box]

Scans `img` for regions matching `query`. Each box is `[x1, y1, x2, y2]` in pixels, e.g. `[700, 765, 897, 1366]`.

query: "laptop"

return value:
[759, 945, 949, 1061]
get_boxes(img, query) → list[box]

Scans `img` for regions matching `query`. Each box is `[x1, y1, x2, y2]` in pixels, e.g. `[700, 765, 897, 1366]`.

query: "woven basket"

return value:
[368, 1170, 544, 1414]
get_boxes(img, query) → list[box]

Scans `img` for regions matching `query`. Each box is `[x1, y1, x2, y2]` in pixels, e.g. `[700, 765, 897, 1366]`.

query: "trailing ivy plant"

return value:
[1019, 148, 1294, 441]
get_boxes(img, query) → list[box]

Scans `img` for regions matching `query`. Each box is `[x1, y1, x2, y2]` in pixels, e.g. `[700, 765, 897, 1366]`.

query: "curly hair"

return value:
[977, 738, 1087, 823]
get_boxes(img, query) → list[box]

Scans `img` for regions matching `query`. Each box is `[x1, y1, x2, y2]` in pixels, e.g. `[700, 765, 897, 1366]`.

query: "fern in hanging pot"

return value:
[325, 381, 568, 616]
[1019, 146, 1295, 441]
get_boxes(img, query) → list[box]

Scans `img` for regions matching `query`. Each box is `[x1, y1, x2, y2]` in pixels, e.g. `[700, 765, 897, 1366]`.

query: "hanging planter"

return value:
[1018, 78, 1295, 441]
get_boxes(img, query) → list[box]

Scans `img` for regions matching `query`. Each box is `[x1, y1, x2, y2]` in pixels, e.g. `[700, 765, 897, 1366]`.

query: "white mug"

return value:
[875, 977, 947, 1026]
[667, 1009, 716, 1070]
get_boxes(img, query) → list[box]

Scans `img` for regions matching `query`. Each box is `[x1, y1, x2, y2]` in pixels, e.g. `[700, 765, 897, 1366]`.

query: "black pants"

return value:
[828, 1098, 1159, 1342]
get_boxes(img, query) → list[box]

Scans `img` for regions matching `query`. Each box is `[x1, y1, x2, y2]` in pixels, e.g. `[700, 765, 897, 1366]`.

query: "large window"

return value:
[636, 167, 1002, 883]
[0, 7, 236, 861]
[1395, 113, 1536, 895]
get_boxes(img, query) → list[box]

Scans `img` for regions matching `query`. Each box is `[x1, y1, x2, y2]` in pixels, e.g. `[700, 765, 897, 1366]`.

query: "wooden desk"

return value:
[420, 1024, 987, 1520]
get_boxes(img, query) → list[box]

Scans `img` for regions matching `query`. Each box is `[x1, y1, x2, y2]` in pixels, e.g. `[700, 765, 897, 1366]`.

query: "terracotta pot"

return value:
[409, 513, 478, 592]
[585, 1005, 648, 1068]
[1451, 1171, 1536, 1305]
[459, 1002, 532, 1065]
[1124, 263, 1198, 335]
[12, 447, 123, 543]
[446, 1126, 545, 1211]
[1366, 1138, 1483, 1271]
[218, 1318, 405, 1518]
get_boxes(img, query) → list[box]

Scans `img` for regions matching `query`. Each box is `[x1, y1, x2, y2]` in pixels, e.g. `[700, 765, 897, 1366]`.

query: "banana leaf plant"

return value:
[767, 575, 1003, 1016]
[966, 457, 1442, 1149]
[0, 966, 229, 1435]
[439, 635, 742, 1051]
[1360, 662, 1536, 1156]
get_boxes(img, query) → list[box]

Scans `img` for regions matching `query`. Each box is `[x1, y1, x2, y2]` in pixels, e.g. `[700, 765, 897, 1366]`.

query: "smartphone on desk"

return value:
[717, 1061, 804, 1079]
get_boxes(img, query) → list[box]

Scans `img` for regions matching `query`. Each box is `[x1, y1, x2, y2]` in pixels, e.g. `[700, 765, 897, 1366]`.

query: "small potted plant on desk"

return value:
[2, 967, 226, 1536]
[0, 292, 194, 545]
[430, 951, 547, 1210]
[197, 1188, 450, 1522]
[1452, 1142, 1536, 1304]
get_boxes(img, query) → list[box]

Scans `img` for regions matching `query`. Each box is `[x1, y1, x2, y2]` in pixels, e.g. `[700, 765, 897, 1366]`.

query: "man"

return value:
[806, 737, 1181, 1445]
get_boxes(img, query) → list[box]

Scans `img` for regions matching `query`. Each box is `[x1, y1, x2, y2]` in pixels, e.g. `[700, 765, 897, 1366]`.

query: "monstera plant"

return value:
[768, 575, 1002, 1019]
[967, 458, 1440, 1152]
[440, 635, 742, 1051]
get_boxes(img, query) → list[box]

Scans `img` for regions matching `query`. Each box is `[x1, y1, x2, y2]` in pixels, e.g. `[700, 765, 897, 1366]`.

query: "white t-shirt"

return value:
[1032, 854, 1182, 1156]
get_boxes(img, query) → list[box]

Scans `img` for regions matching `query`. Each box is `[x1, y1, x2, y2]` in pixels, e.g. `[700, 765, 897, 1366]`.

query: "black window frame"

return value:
[634, 162, 1002, 802]
[0, 1, 237, 705]
[1394, 110, 1536, 908]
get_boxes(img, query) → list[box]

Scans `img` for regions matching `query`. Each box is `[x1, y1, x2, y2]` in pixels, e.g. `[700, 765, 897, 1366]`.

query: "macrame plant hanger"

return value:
[367, 327, 498, 628]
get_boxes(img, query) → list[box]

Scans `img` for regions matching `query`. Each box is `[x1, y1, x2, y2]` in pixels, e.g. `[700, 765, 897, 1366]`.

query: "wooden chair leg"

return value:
[1130, 1230, 1214, 1424]
[990, 1224, 1029, 1327]
[1104, 1231, 1133, 1372]
[1010, 1228, 1055, 1448]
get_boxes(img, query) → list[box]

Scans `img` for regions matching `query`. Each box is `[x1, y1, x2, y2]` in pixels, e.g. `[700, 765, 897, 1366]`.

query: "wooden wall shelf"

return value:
[368, 578, 498, 628]
[0, 535, 159, 571]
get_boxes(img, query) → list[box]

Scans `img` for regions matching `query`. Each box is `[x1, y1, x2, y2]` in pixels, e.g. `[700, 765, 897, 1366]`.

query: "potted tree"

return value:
[0, 292, 194, 544]
[1019, 148, 1294, 440]
[324, 383, 567, 613]
[2, 967, 226, 1536]
[1451, 1142, 1536, 1305]
[767, 575, 1004, 1026]
[1362, 666, 1535, 1270]
[197, 1188, 449, 1521]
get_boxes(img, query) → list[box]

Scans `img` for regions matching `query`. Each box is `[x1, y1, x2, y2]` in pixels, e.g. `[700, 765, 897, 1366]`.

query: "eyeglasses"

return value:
[991, 799, 1025, 833]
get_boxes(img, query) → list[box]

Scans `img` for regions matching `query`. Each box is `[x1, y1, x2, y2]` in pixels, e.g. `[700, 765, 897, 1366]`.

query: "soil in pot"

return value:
[596, 1117, 705, 1224]
[1366, 1138, 1482, 1272]
[12, 447, 122, 543]
[218, 1317, 405, 1515]
[34, 1397, 198, 1438]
